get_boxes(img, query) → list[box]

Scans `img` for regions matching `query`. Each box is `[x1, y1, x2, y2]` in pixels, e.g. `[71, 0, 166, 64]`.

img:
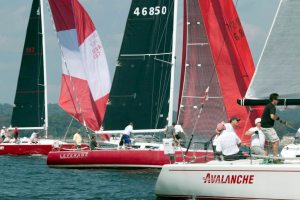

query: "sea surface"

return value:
[0, 156, 160, 200]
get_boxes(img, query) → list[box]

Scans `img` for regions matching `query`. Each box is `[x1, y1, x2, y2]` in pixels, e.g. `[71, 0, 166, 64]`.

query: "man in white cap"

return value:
[1, 126, 6, 142]
[245, 118, 266, 156]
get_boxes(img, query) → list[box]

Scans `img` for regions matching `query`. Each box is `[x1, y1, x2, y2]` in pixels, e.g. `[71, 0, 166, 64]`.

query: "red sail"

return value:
[178, 0, 260, 144]
[49, 0, 111, 132]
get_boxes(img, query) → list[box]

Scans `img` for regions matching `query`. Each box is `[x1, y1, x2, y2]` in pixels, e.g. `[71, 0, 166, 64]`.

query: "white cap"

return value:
[2, 126, 5, 128]
[255, 118, 261, 125]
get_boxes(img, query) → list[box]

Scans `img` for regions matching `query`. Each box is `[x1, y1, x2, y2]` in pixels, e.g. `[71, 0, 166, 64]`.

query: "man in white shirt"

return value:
[212, 122, 226, 160]
[1, 126, 6, 142]
[174, 123, 186, 146]
[30, 131, 39, 144]
[245, 118, 266, 156]
[215, 125, 245, 161]
[224, 116, 240, 135]
[120, 122, 133, 147]
[73, 130, 82, 149]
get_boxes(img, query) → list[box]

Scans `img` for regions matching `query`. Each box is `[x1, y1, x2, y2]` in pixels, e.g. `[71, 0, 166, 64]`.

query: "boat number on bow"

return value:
[133, 6, 167, 16]
[203, 173, 254, 184]
[0, 146, 4, 150]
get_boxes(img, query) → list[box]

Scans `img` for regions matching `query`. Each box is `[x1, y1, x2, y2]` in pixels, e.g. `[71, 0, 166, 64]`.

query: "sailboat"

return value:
[0, 0, 72, 155]
[155, 0, 300, 199]
[47, 0, 214, 168]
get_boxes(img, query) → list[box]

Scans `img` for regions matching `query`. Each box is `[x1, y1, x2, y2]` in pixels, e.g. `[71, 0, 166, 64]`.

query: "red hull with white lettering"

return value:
[47, 149, 213, 168]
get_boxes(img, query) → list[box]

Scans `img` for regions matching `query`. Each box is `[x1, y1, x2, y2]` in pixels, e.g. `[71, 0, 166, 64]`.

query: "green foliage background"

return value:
[0, 104, 300, 140]
[0, 103, 81, 139]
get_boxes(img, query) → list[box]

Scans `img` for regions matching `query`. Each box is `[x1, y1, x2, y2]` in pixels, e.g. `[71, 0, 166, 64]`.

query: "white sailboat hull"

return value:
[155, 160, 300, 199]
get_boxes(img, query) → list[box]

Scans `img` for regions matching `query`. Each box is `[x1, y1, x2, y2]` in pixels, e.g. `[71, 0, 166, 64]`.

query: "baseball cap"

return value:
[255, 118, 261, 125]
[216, 122, 226, 132]
[230, 116, 240, 122]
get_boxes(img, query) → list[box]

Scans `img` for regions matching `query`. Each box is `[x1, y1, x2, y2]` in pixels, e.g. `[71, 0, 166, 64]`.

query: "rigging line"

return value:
[154, 59, 167, 128]
[63, 118, 74, 141]
[45, 1, 89, 133]
[154, 0, 164, 54]
[154, 0, 172, 120]
[151, 0, 166, 128]
[153, 58, 172, 65]
[177, 0, 190, 124]
[154, 1, 174, 54]
[152, 1, 174, 128]
[191, 87, 209, 135]
[155, 69, 171, 128]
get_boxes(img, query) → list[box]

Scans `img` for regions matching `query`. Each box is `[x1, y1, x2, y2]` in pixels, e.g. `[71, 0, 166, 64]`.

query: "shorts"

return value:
[250, 146, 265, 155]
[123, 134, 131, 145]
[261, 127, 279, 143]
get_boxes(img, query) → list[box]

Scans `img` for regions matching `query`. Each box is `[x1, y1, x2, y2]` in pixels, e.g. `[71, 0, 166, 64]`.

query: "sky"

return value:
[0, 0, 280, 108]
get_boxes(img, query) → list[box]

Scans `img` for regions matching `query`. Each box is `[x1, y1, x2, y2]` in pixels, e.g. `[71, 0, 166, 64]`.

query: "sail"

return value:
[241, 0, 300, 106]
[103, 0, 175, 130]
[11, 0, 45, 128]
[48, 0, 111, 131]
[178, 0, 258, 142]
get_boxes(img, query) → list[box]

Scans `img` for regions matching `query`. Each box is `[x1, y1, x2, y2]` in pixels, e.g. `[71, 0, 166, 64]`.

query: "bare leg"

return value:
[272, 141, 279, 158]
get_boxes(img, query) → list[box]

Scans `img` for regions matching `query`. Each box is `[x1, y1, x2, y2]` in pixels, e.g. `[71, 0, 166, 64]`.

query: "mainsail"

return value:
[11, 0, 46, 129]
[178, 0, 258, 143]
[103, 0, 175, 130]
[240, 0, 300, 106]
[48, 0, 111, 131]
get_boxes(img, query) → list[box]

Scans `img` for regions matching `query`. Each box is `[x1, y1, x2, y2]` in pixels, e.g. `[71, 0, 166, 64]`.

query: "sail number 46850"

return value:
[133, 6, 167, 16]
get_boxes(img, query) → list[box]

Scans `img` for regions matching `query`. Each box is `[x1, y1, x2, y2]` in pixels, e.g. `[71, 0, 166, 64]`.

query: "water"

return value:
[0, 156, 159, 200]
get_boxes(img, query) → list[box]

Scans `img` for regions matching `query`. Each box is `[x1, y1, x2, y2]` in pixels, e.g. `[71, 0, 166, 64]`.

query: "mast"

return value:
[40, 0, 48, 138]
[168, 0, 178, 126]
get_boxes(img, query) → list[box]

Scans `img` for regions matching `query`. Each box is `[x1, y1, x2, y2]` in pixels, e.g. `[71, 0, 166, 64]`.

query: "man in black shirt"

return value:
[90, 134, 99, 150]
[261, 93, 286, 159]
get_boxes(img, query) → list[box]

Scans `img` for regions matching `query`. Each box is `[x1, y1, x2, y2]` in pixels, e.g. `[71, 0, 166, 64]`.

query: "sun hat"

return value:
[216, 122, 226, 132]
[255, 118, 261, 125]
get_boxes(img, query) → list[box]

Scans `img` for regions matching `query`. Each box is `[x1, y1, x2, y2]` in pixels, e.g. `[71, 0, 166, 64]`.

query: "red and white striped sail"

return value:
[48, 0, 111, 131]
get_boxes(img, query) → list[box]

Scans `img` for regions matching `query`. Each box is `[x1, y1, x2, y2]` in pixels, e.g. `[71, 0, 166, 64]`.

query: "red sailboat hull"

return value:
[0, 144, 53, 155]
[0, 143, 83, 155]
[47, 149, 213, 168]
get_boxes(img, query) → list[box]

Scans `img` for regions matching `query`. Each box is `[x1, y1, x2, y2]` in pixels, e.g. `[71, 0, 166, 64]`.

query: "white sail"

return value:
[246, 0, 300, 100]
